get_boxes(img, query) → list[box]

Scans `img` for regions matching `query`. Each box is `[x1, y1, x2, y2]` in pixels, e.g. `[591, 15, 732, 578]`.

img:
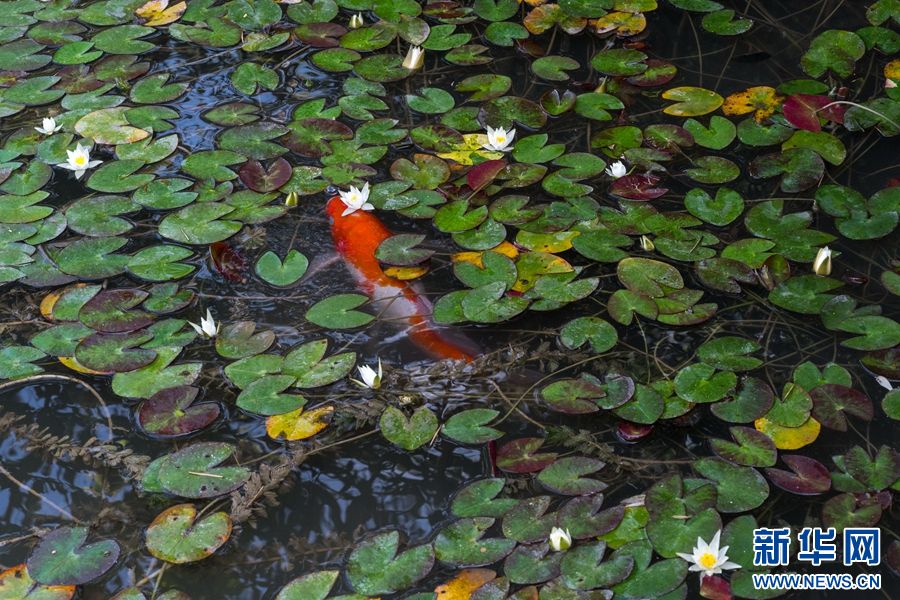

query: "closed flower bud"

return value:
[402, 46, 424, 70]
[813, 246, 832, 277]
[349, 13, 364, 29]
[640, 235, 654, 252]
[549, 527, 572, 552]
[284, 191, 298, 208]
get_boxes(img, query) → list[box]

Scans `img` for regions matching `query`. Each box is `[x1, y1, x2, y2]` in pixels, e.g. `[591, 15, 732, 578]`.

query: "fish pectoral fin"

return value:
[301, 252, 342, 283]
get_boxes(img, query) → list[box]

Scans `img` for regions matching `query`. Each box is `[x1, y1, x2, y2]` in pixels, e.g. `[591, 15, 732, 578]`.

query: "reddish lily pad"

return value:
[79, 289, 152, 333]
[782, 94, 845, 131]
[809, 383, 874, 431]
[496, 437, 558, 474]
[74, 331, 156, 373]
[468, 159, 507, 191]
[764, 455, 831, 495]
[238, 158, 292, 193]
[609, 174, 668, 200]
[138, 386, 220, 437]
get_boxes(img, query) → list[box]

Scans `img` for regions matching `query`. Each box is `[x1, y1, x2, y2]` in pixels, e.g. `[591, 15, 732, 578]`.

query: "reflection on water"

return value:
[0, 381, 483, 598]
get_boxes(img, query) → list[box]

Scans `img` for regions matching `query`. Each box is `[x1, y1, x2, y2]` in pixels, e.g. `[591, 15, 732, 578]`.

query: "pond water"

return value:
[0, 1, 897, 599]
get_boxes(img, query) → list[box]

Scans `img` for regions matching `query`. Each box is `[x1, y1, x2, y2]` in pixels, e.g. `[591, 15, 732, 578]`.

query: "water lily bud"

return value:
[549, 527, 572, 552]
[403, 46, 425, 70]
[756, 265, 775, 291]
[640, 235, 654, 252]
[349, 13, 364, 29]
[284, 191, 298, 208]
[812, 246, 832, 277]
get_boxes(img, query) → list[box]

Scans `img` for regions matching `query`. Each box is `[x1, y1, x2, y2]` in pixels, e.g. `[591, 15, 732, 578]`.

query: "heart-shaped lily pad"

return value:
[138, 386, 220, 437]
[154, 442, 250, 499]
[145, 504, 232, 564]
[380, 405, 439, 451]
[255, 250, 309, 286]
[27, 527, 120, 586]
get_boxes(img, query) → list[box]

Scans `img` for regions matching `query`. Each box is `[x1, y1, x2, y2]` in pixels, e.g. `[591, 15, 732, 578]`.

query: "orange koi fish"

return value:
[325, 196, 477, 362]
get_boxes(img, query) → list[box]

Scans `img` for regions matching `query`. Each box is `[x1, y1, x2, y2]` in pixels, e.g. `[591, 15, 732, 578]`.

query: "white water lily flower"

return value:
[676, 530, 741, 579]
[549, 527, 572, 552]
[352, 358, 382, 389]
[482, 125, 515, 152]
[58, 143, 102, 180]
[875, 375, 893, 391]
[402, 45, 425, 70]
[35, 117, 62, 135]
[189, 308, 219, 338]
[606, 160, 627, 178]
[812, 246, 832, 276]
[338, 182, 374, 216]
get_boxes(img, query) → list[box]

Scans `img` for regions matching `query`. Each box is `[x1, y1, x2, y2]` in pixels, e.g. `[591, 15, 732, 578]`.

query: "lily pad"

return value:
[27, 527, 120, 586]
[155, 442, 250, 499]
[145, 504, 232, 564]
[138, 386, 220, 437]
[380, 405, 439, 451]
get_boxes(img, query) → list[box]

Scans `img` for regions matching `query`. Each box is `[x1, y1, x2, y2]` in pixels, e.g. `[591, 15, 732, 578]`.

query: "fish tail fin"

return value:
[408, 322, 479, 362]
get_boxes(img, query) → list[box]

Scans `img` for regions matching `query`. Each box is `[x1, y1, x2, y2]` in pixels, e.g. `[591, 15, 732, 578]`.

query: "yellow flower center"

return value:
[74, 155, 86, 166]
[698, 553, 718, 569]
[496, 136, 505, 143]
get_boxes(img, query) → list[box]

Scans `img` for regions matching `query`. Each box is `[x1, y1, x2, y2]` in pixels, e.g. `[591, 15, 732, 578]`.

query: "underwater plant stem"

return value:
[489, 379, 545, 430]
[0, 374, 114, 440]
[150, 563, 168, 600]
[0, 465, 82, 523]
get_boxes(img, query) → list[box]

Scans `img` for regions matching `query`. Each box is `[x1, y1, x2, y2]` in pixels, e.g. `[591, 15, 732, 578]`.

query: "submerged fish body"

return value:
[325, 196, 477, 362]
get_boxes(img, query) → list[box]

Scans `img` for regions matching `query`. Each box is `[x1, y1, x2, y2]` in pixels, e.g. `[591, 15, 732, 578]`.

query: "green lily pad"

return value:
[442, 408, 502, 444]
[215, 321, 275, 359]
[694, 457, 769, 513]
[380, 405, 439, 451]
[27, 527, 119, 586]
[801, 29, 865, 78]
[275, 571, 339, 600]
[305, 293, 374, 329]
[280, 338, 356, 388]
[145, 504, 232, 564]
[710, 426, 778, 467]
[346, 531, 434, 595]
[236, 374, 305, 416]
[154, 442, 250, 499]
[684, 187, 744, 226]
[537, 457, 607, 495]
[435, 518, 515, 567]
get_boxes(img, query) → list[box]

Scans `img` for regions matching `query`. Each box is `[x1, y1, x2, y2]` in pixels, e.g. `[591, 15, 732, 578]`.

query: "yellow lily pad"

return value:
[266, 405, 334, 441]
[754, 415, 821, 450]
